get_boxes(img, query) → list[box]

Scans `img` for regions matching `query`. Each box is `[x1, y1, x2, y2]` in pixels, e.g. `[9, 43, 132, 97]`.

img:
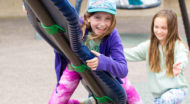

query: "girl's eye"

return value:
[162, 27, 167, 30]
[106, 17, 112, 21]
[94, 16, 100, 19]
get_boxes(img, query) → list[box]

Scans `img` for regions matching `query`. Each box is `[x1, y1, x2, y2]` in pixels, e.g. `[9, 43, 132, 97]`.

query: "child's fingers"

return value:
[175, 62, 182, 66]
[173, 62, 182, 77]
[86, 63, 97, 70]
[91, 50, 100, 56]
[173, 62, 182, 69]
[86, 57, 99, 70]
[87, 60, 97, 66]
[86, 57, 98, 63]
[174, 69, 181, 77]
[87, 63, 97, 69]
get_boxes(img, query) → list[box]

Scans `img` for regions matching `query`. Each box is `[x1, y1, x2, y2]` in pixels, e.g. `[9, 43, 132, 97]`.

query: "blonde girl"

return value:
[125, 9, 189, 104]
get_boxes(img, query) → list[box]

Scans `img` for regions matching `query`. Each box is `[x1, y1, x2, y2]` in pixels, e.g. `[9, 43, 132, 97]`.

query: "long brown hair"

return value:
[149, 9, 182, 77]
[81, 12, 116, 40]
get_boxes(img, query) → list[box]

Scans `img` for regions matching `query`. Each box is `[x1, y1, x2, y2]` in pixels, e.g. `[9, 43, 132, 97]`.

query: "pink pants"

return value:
[49, 67, 143, 104]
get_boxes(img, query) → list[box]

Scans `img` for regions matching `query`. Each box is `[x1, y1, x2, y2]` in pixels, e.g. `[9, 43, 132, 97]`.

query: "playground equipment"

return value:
[178, 0, 190, 49]
[116, 0, 161, 9]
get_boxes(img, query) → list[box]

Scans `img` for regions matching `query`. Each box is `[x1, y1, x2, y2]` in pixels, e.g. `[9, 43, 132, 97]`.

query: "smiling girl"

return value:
[124, 9, 189, 104]
[49, 0, 143, 104]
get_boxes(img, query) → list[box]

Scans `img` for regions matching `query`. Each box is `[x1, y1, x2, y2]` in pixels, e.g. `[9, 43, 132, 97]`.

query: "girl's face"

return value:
[87, 12, 112, 36]
[153, 16, 168, 44]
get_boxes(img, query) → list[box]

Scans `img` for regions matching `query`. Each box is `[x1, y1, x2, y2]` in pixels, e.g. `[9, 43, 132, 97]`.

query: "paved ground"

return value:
[0, 17, 189, 104]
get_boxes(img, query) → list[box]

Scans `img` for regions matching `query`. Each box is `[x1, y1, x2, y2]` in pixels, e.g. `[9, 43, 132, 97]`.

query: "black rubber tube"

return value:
[178, 0, 190, 49]
[24, 0, 106, 100]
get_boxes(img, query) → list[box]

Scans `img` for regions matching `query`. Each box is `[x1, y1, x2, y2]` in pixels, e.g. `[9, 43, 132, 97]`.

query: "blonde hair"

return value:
[149, 9, 182, 77]
[81, 12, 116, 40]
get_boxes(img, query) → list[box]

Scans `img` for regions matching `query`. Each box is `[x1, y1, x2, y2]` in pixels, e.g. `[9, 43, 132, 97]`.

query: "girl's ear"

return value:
[87, 18, 90, 22]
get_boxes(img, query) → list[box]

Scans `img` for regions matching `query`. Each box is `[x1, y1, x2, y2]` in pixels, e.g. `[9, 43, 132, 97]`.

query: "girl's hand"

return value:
[86, 50, 100, 70]
[91, 50, 100, 56]
[173, 62, 182, 77]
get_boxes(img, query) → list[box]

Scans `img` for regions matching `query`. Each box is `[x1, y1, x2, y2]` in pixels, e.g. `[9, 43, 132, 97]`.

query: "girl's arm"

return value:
[124, 40, 149, 61]
[173, 41, 189, 75]
[96, 29, 128, 78]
